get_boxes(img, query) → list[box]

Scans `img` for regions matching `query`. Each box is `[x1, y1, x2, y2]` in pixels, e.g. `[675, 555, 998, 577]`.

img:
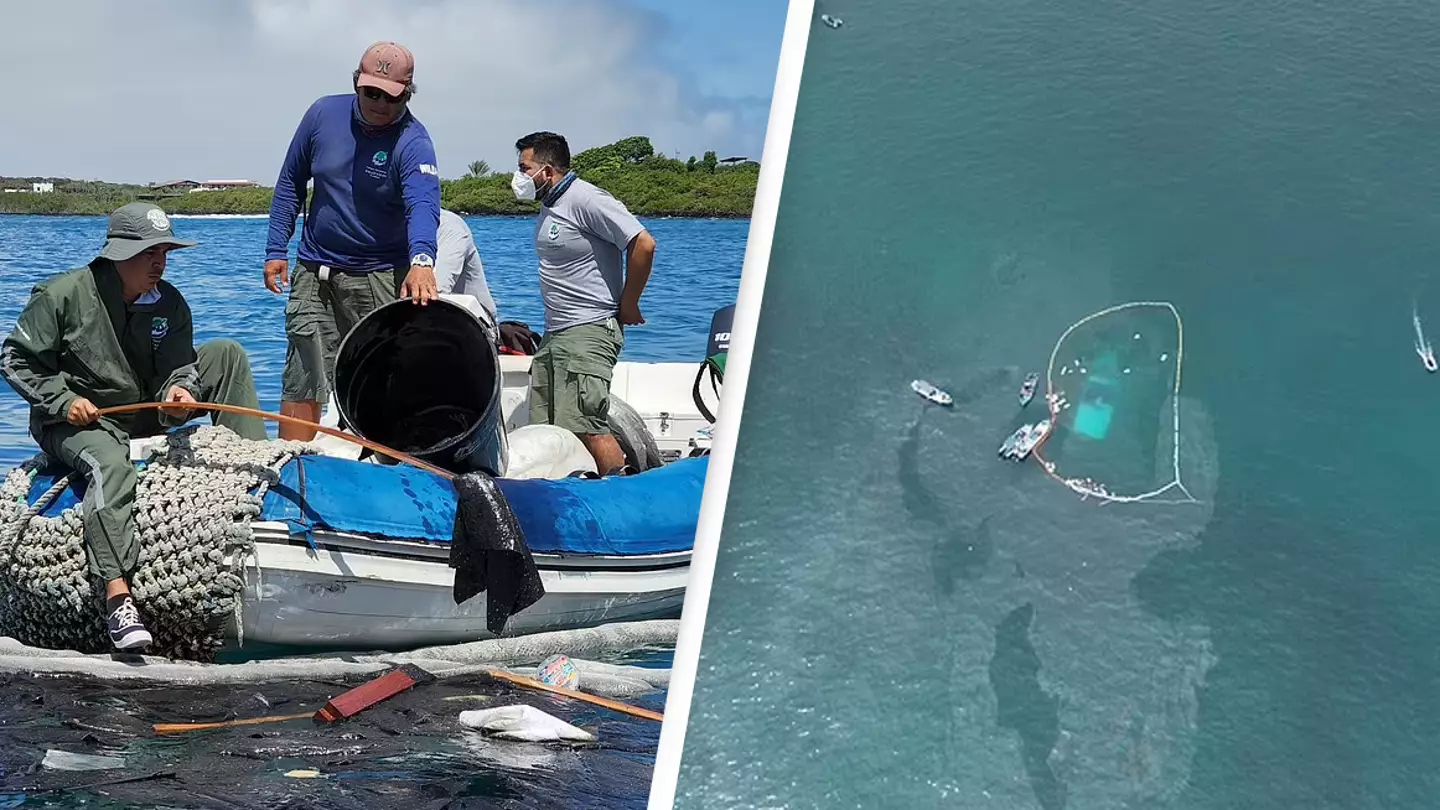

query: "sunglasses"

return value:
[362, 86, 408, 105]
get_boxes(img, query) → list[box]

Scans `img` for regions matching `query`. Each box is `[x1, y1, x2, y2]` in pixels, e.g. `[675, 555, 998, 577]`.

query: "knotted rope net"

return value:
[0, 425, 317, 661]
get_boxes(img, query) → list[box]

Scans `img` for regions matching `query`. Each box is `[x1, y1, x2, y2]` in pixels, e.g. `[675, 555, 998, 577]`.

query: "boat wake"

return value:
[1412, 300, 1436, 372]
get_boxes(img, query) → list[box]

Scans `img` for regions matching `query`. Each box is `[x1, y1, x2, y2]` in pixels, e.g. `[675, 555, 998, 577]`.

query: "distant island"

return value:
[0, 136, 759, 219]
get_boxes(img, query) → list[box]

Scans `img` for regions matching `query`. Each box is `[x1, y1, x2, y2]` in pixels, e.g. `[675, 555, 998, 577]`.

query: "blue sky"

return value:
[627, 0, 789, 102]
[2, 0, 790, 184]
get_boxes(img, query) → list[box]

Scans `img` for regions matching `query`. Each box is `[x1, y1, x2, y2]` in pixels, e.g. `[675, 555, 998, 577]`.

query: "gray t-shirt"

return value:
[434, 209, 498, 330]
[533, 178, 646, 333]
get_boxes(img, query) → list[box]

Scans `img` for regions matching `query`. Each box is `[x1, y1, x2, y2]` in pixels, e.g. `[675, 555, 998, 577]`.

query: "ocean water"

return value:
[677, 1, 1440, 808]
[0, 213, 744, 808]
[0, 214, 746, 466]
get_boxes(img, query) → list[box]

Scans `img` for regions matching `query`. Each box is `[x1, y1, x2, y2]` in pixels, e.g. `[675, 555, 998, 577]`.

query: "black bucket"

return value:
[334, 298, 508, 477]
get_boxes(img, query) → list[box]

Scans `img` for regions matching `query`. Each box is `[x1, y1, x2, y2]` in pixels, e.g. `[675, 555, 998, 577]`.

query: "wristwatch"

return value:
[411, 253, 435, 268]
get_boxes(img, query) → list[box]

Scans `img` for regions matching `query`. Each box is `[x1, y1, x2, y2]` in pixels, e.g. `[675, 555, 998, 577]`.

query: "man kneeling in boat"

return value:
[0, 203, 268, 651]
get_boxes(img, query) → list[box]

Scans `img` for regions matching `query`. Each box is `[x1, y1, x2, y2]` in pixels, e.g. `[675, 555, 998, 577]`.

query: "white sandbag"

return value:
[459, 704, 597, 743]
[503, 424, 596, 480]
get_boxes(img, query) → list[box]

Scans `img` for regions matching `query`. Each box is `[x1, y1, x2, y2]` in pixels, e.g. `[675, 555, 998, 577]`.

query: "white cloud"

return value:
[1, 0, 775, 184]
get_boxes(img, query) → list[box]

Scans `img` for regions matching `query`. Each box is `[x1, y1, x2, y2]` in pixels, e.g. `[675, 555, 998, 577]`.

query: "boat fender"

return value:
[607, 395, 664, 471]
[450, 472, 546, 634]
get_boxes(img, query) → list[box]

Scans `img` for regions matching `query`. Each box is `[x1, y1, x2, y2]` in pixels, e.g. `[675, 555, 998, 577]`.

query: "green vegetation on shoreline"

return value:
[0, 137, 758, 219]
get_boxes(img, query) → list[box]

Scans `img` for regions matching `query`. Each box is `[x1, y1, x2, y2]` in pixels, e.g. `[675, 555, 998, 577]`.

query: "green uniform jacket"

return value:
[0, 261, 201, 439]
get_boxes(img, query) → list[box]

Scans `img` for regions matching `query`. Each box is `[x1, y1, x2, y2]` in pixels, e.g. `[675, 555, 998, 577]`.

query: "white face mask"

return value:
[511, 168, 543, 201]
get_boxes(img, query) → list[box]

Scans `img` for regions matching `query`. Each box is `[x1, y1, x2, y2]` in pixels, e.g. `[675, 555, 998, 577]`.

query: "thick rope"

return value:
[0, 425, 317, 661]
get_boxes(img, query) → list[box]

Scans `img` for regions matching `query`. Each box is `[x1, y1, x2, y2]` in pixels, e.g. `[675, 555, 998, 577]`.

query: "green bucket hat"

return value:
[97, 202, 198, 262]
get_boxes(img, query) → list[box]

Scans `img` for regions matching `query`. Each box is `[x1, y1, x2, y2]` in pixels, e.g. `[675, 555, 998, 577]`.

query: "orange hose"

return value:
[485, 669, 664, 722]
[94, 401, 456, 480]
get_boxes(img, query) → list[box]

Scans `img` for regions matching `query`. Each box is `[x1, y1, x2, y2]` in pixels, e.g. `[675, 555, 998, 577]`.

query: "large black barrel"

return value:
[334, 298, 508, 477]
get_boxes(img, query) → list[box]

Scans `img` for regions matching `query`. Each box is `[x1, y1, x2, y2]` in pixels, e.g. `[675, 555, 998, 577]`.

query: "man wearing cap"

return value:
[264, 41, 443, 441]
[0, 203, 267, 651]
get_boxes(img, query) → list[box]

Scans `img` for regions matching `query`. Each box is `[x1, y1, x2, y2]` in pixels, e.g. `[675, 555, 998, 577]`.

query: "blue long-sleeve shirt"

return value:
[265, 94, 441, 273]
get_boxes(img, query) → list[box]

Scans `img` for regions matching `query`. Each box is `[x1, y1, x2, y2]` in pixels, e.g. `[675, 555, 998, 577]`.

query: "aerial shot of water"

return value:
[0, 213, 745, 808]
[677, 0, 1440, 808]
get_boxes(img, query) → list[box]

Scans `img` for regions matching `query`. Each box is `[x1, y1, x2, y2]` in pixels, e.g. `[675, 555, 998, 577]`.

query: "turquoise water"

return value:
[0, 213, 746, 808]
[677, 1, 1440, 808]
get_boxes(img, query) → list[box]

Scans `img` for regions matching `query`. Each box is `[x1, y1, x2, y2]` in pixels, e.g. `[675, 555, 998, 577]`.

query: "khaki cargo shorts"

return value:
[281, 262, 400, 403]
[529, 316, 624, 435]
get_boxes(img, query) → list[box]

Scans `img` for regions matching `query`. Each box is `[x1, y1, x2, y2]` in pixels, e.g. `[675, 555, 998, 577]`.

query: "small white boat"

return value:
[819, 13, 844, 28]
[1019, 372, 1039, 407]
[911, 379, 954, 406]
[4, 295, 724, 654]
[236, 354, 710, 649]
[998, 419, 1052, 462]
[998, 426, 1026, 459]
[1413, 304, 1437, 373]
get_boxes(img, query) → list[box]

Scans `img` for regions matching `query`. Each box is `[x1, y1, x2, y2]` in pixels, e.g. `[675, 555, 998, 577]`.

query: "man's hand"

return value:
[66, 397, 100, 427]
[160, 386, 197, 419]
[401, 263, 438, 306]
[619, 299, 646, 326]
[264, 259, 290, 294]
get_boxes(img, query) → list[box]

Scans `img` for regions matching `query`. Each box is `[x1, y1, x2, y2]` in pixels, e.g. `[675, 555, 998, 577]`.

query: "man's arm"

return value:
[620, 230, 656, 316]
[265, 101, 320, 263]
[571, 190, 655, 323]
[0, 286, 78, 424]
[398, 134, 442, 267]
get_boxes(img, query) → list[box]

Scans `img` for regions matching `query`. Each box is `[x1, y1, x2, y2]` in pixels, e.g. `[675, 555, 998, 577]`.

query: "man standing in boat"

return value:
[512, 131, 657, 475]
[263, 41, 442, 441]
[0, 203, 268, 651]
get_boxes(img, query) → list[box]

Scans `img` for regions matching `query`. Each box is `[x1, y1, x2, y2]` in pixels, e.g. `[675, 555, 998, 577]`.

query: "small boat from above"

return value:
[1015, 419, 1051, 459]
[1019, 372, 1039, 407]
[1414, 303, 1437, 372]
[911, 379, 954, 407]
[998, 419, 1052, 462]
[997, 426, 1026, 459]
[819, 13, 844, 28]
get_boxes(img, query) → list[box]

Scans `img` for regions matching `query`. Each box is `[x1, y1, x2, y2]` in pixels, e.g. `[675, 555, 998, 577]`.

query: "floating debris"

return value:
[42, 750, 125, 772]
[538, 654, 581, 690]
[460, 705, 598, 743]
[820, 13, 843, 28]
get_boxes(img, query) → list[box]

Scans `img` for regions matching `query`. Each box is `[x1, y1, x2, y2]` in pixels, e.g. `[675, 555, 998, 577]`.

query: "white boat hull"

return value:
[238, 523, 690, 649]
[119, 305, 718, 651]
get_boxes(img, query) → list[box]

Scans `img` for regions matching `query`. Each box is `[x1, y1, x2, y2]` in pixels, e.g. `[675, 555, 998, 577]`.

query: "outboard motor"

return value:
[693, 304, 733, 424]
[334, 296, 508, 477]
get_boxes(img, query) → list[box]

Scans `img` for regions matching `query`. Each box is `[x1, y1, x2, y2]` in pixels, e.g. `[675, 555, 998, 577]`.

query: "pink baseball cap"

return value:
[355, 41, 414, 97]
